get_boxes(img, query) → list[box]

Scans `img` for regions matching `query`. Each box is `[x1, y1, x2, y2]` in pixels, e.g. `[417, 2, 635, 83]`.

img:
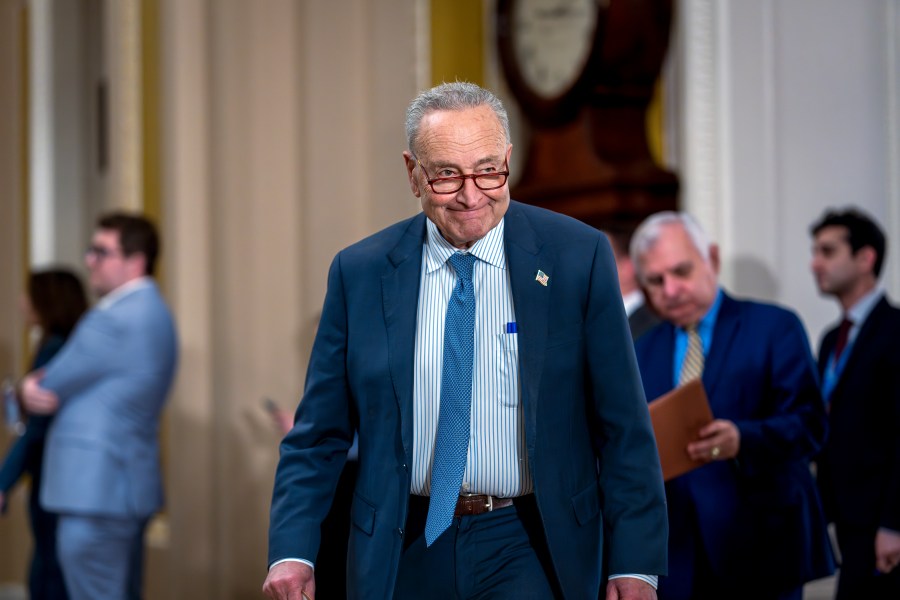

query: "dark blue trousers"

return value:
[394, 495, 562, 599]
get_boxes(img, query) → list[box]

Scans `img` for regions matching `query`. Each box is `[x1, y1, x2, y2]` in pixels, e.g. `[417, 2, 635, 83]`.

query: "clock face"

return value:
[512, 0, 600, 100]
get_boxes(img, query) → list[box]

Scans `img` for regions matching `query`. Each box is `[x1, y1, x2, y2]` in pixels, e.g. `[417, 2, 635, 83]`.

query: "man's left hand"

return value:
[875, 528, 900, 574]
[687, 419, 740, 462]
[605, 578, 657, 600]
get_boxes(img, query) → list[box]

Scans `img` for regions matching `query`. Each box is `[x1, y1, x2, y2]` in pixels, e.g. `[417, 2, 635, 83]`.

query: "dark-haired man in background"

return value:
[810, 208, 900, 598]
[22, 213, 178, 600]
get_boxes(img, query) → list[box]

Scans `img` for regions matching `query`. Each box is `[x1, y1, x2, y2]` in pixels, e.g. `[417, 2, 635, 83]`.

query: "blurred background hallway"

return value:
[1, 0, 898, 597]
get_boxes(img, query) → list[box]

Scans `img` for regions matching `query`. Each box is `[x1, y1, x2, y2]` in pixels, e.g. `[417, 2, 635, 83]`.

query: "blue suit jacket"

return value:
[634, 293, 834, 596]
[268, 201, 668, 599]
[39, 281, 177, 519]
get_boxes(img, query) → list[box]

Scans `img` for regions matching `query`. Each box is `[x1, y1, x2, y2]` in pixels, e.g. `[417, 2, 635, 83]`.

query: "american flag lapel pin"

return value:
[535, 270, 549, 286]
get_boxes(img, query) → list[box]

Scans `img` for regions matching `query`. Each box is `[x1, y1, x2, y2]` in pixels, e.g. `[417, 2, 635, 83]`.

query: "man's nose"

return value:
[662, 276, 680, 298]
[455, 177, 482, 206]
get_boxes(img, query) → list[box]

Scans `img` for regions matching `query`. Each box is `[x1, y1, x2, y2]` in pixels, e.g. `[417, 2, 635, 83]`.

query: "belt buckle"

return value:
[460, 492, 493, 513]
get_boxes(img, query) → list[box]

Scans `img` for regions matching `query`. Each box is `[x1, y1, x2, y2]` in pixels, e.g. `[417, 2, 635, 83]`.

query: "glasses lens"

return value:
[431, 178, 462, 194]
[474, 173, 507, 190]
[86, 245, 112, 259]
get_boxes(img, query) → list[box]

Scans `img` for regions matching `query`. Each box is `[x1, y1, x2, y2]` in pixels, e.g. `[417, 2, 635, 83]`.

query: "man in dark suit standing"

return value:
[810, 208, 900, 598]
[606, 227, 660, 341]
[263, 82, 667, 600]
[631, 211, 834, 599]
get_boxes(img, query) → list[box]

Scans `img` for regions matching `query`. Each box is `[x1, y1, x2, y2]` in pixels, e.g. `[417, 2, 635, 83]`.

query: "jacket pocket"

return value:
[351, 492, 376, 536]
[571, 480, 601, 526]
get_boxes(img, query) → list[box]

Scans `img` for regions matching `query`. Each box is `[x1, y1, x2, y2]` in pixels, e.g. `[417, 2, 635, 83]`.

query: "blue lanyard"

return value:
[822, 339, 855, 403]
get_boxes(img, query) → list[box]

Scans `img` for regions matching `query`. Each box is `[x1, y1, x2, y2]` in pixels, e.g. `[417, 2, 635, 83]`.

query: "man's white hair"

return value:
[630, 211, 713, 282]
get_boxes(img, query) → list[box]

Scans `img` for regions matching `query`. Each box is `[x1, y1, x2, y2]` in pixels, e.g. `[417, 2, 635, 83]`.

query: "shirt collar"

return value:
[96, 276, 153, 310]
[844, 286, 883, 326]
[423, 217, 506, 272]
[685, 288, 723, 338]
[622, 289, 645, 317]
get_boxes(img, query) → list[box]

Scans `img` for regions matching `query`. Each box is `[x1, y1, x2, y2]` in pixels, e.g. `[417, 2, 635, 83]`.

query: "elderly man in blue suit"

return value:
[263, 82, 668, 600]
[22, 213, 178, 600]
[631, 212, 834, 599]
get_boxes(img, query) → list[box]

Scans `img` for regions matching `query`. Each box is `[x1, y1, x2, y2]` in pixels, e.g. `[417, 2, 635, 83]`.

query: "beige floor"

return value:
[804, 573, 837, 599]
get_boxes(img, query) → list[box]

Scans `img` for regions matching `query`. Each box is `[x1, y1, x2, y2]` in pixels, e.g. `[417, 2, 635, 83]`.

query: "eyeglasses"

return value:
[416, 158, 509, 194]
[85, 245, 122, 260]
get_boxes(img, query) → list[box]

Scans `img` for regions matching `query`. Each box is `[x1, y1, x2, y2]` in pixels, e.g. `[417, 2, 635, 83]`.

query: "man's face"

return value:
[404, 105, 512, 249]
[811, 225, 866, 297]
[85, 229, 141, 297]
[637, 223, 719, 328]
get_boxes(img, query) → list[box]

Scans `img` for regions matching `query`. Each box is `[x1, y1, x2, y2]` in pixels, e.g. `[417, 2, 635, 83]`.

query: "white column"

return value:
[28, 0, 88, 268]
[104, 0, 143, 211]
[886, 0, 900, 299]
[28, 0, 54, 265]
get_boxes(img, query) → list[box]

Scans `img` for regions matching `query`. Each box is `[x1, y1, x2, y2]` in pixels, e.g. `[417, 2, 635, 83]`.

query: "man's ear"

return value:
[126, 252, 148, 278]
[402, 151, 421, 198]
[709, 243, 721, 275]
[856, 245, 877, 274]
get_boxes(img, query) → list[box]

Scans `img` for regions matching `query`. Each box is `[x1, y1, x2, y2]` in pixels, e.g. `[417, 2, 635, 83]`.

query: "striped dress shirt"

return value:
[410, 217, 533, 498]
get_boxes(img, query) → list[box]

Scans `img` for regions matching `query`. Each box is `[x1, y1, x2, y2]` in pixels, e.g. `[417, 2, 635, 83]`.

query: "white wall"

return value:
[29, 0, 90, 269]
[675, 0, 900, 349]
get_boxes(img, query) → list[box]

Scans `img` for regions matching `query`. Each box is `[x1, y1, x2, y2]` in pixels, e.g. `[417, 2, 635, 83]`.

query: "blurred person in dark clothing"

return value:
[606, 226, 660, 341]
[0, 268, 89, 600]
[810, 208, 900, 598]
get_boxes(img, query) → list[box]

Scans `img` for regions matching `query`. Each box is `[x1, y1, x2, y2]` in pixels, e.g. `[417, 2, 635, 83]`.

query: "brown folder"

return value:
[648, 379, 714, 481]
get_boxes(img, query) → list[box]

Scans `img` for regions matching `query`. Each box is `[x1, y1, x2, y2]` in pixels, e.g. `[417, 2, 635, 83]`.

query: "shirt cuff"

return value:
[608, 574, 658, 589]
[268, 557, 315, 571]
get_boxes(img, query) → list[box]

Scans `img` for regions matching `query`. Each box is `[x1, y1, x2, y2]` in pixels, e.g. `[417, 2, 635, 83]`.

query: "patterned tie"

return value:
[425, 252, 477, 546]
[679, 324, 704, 386]
[833, 317, 853, 361]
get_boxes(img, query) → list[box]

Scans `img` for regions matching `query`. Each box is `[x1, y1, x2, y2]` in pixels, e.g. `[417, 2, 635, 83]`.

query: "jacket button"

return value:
[396, 528, 404, 537]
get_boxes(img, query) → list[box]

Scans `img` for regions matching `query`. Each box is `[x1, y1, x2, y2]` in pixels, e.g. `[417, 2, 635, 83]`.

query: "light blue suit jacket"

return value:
[39, 280, 177, 519]
[268, 201, 668, 599]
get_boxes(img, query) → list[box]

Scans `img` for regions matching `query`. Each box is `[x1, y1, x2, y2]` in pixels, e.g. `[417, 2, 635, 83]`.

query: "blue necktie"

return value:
[425, 252, 477, 546]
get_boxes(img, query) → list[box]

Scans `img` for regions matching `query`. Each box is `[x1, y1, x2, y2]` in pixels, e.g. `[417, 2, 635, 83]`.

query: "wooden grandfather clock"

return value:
[496, 0, 678, 231]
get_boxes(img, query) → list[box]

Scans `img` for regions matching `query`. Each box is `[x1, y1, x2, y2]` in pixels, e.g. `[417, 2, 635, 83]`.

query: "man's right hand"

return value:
[262, 561, 315, 600]
[21, 371, 59, 415]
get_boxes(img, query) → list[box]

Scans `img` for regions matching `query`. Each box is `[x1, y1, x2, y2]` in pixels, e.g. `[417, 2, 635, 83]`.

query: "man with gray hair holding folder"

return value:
[630, 211, 833, 600]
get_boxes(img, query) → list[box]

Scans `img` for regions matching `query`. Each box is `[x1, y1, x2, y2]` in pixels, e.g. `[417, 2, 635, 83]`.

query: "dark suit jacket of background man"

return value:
[629, 301, 660, 342]
[634, 293, 834, 596]
[268, 201, 668, 599]
[816, 297, 900, 546]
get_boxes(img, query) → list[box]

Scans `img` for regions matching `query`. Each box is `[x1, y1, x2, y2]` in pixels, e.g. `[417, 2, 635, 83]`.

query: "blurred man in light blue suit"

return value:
[22, 213, 178, 600]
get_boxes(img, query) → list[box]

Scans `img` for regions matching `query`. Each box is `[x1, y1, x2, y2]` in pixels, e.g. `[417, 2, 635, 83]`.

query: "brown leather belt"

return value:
[454, 493, 515, 517]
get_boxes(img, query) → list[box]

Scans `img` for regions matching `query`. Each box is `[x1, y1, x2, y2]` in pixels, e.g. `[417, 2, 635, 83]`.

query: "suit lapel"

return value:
[703, 293, 740, 405]
[382, 214, 426, 462]
[504, 203, 552, 453]
[829, 296, 889, 398]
